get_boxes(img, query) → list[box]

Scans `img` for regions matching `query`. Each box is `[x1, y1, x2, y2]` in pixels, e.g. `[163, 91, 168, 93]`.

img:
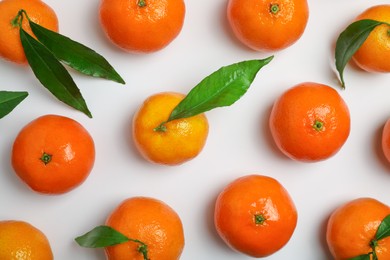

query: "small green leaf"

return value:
[75, 226, 130, 248]
[348, 254, 371, 260]
[335, 19, 386, 89]
[28, 20, 125, 84]
[20, 28, 92, 118]
[0, 91, 28, 119]
[375, 214, 390, 241]
[167, 56, 273, 122]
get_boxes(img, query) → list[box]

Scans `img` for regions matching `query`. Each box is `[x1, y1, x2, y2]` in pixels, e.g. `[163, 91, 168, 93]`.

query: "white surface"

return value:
[1, 0, 390, 259]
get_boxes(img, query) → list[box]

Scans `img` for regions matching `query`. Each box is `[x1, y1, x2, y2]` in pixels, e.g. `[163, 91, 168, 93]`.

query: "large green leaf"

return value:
[29, 20, 125, 84]
[75, 226, 129, 248]
[20, 28, 92, 118]
[0, 91, 28, 119]
[335, 19, 386, 88]
[375, 214, 390, 240]
[167, 56, 273, 122]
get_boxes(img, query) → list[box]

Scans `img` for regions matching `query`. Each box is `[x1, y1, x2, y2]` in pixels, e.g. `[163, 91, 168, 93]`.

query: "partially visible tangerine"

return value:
[269, 82, 350, 162]
[99, 0, 185, 53]
[326, 197, 390, 259]
[0, 220, 53, 260]
[132, 92, 209, 165]
[0, 0, 58, 64]
[11, 114, 95, 194]
[105, 196, 185, 260]
[352, 4, 390, 73]
[214, 174, 297, 258]
[227, 0, 309, 51]
[382, 118, 390, 164]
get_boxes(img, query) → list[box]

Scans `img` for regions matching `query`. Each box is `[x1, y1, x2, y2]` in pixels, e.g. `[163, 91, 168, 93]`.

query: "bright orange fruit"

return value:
[227, 0, 309, 51]
[214, 174, 297, 257]
[327, 197, 390, 259]
[99, 0, 185, 53]
[0, 0, 58, 64]
[11, 114, 95, 194]
[0, 220, 53, 259]
[269, 82, 350, 162]
[105, 197, 185, 260]
[352, 5, 390, 73]
[132, 92, 209, 165]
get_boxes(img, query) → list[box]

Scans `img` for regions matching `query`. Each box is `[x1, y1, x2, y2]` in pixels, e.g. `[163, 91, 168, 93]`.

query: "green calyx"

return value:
[40, 152, 52, 165]
[154, 122, 167, 132]
[138, 0, 146, 7]
[11, 9, 29, 28]
[254, 214, 266, 225]
[270, 4, 280, 14]
[313, 120, 324, 132]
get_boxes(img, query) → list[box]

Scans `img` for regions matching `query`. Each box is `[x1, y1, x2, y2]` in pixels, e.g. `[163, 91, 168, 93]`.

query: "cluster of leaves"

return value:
[1, 9, 124, 119]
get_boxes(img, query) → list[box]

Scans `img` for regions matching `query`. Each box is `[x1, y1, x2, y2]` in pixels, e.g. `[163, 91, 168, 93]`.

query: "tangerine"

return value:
[11, 114, 95, 194]
[214, 174, 297, 258]
[269, 82, 350, 162]
[105, 196, 185, 260]
[352, 5, 390, 73]
[99, 0, 185, 53]
[227, 0, 309, 51]
[132, 92, 209, 165]
[0, 220, 53, 259]
[326, 197, 390, 259]
[0, 0, 58, 64]
[382, 118, 390, 163]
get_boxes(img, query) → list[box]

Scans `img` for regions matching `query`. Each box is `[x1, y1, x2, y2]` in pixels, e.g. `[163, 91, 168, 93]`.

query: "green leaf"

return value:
[348, 254, 371, 260]
[0, 91, 28, 119]
[167, 56, 273, 122]
[75, 226, 129, 248]
[28, 20, 125, 84]
[20, 28, 92, 118]
[335, 19, 385, 89]
[375, 214, 390, 240]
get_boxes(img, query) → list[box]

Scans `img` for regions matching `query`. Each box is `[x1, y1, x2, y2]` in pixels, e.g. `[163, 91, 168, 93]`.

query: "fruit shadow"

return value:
[124, 108, 147, 164]
[318, 212, 334, 259]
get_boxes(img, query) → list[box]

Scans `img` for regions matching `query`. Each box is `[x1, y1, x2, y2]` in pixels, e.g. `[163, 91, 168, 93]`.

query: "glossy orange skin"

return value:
[0, 0, 58, 64]
[269, 82, 350, 162]
[214, 174, 297, 258]
[132, 92, 209, 165]
[382, 119, 390, 163]
[105, 197, 185, 260]
[11, 114, 95, 194]
[0, 220, 53, 259]
[227, 0, 309, 51]
[99, 0, 185, 53]
[327, 198, 390, 260]
[352, 5, 390, 72]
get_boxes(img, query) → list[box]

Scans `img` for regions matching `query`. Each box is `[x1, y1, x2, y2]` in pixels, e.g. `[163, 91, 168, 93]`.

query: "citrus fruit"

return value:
[269, 82, 350, 162]
[11, 114, 95, 194]
[352, 5, 390, 73]
[0, 0, 58, 64]
[132, 92, 209, 165]
[105, 196, 185, 260]
[214, 174, 297, 258]
[99, 0, 185, 53]
[0, 220, 53, 259]
[382, 119, 390, 163]
[227, 0, 309, 51]
[326, 197, 390, 259]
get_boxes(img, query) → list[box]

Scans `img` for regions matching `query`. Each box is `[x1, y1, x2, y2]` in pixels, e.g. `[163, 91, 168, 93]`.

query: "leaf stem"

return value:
[154, 121, 167, 132]
[129, 238, 149, 260]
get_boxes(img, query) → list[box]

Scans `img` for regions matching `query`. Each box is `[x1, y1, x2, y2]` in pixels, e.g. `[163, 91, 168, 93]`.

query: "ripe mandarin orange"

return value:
[11, 114, 95, 194]
[132, 92, 209, 165]
[105, 197, 185, 260]
[227, 0, 309, 51]
[99, 0, 185, 53]
[382, 119, 390, 163]
[214, 174, 297, 258]
[0, 0, 58, 64]
[0, 220, 53, 259]
[326, 197, 390, 259]
[352, 5, 390, 73]
[269, 82, 350, 162]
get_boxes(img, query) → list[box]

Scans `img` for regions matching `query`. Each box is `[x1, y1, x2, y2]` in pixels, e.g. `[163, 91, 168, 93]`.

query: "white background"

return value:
[1, 0, 390, 259]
